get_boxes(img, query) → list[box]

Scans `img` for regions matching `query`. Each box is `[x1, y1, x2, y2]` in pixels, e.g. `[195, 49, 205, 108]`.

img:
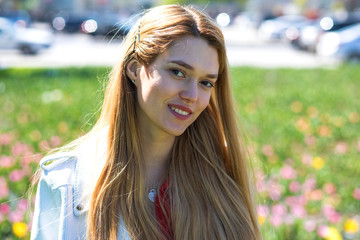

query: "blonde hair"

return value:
[83, 4, 261, 240]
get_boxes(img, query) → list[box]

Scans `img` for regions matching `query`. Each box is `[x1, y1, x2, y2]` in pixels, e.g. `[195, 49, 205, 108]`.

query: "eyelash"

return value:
[170, 68, 214, 88]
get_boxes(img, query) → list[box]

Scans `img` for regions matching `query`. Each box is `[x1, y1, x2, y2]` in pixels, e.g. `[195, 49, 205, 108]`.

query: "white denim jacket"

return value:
[31, 152, 130, 240]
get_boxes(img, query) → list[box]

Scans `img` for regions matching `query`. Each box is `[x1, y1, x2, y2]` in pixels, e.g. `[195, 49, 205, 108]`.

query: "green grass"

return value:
[0, 65, 359, 239]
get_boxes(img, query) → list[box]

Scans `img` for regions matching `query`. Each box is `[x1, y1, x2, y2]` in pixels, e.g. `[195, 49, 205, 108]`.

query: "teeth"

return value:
[171, 106, 189, 116]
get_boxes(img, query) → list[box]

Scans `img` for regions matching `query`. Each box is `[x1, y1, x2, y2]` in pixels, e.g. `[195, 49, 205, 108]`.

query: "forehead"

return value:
[156, 36, 219, 75]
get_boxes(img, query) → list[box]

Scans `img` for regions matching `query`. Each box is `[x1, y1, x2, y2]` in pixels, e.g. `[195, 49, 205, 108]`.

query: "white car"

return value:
[0, 17, 54, 54]
[316, 22, 360, 62]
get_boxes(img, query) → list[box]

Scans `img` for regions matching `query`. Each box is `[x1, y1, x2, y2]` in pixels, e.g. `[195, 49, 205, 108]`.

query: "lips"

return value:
[168, 104, 193, 120]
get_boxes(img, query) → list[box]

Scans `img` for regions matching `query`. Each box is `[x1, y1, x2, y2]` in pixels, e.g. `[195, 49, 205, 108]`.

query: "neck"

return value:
[140, 127, 175, 186]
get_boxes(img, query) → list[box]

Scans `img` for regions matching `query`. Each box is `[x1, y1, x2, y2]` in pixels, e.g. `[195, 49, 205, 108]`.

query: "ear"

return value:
[126, 59, 140, 84]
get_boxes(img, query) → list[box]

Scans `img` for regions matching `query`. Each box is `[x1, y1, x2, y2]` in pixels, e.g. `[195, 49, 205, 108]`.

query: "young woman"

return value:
[31, 5, 261, 240]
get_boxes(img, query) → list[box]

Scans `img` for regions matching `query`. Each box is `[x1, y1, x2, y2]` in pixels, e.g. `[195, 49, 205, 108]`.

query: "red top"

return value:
[155, 179, 173, 239]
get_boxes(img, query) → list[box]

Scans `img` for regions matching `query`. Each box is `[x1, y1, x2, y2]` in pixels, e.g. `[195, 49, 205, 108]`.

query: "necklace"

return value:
[148, 184, 158, 203]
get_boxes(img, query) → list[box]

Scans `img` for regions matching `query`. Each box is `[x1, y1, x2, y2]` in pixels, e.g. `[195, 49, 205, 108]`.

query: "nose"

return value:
[180, 80, 197, 103]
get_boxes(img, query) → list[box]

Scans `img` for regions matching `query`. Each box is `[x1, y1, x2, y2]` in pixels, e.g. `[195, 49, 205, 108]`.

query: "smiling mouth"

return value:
[170, 106, 190, 116]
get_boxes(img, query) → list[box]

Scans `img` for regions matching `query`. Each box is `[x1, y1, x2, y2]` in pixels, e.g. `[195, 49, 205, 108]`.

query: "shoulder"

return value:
[39, 152, 78, 189]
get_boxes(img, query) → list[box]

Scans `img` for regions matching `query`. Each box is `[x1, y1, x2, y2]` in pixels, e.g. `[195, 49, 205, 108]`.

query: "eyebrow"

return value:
[168, 60, 218, 79]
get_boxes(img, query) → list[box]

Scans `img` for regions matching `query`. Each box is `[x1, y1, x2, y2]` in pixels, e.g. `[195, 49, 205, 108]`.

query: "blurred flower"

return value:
[17, 199, 29, 212]
[29, 130, 42, 141]
[303, 177, 317, 193]
[270, 214, 283, 227]
[0, 177, 9, 199]
[325, 227, 342, 240]
[304, 219, 317, 232]
[344, 219, 359, 234]
[0, 203, 10, 214]
[353, 188, 360, 200]
[9, 170, 25, 182]
[262, 145, 275, 157]
[290, 205, 307, 219]
[257, 205, 270, 217]
[307, 106, 319, 118]
[289, 181, 301, 193]
[295, 118, 310, 133]
[312, 157, 325, 170]
[302, 153, 313, 165]
[57, 121, 69, 133]
[291, 101, 303, 113]
[268, 183, 283, 201]
[305, 135, 317, 146]
[318, 225, 329, 238]
[8, 210, 24, 223]
[286, 195, 307, 207]
[280, 165, 297, 179]
[272, 203, 287, 217]
[284, 214, 294, 225]
[322, 205, 341, 223]
[333, 116, 346, 127]
[0, 133, 14, 145]
[50, 135, 62, 147]
[257, 214, 266, 225]
[334, 142, 348, 154]
[348, 112, 360, 124]
[320, 113, 331, 124]
[317, 125, 332, 137]
[309, 189, 323, 201]
[38, 140, 50, 151]
[0, 155, 15, 168]
[323, 183, 337, 195]
[12, 222, 27, 238]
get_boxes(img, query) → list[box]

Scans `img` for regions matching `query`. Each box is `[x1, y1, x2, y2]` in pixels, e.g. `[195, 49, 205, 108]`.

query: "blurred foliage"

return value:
[0, 65, 359, 239]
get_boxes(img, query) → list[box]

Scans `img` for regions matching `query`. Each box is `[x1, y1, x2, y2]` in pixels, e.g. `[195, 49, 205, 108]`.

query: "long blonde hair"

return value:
[85, 5, 261, 240]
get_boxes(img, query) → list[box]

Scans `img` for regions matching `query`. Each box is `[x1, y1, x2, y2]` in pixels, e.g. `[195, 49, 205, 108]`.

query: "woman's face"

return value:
[136, 36, 219, 137]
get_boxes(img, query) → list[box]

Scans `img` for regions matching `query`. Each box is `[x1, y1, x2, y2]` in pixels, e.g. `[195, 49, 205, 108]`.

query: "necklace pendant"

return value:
[148, 188, 157, 203]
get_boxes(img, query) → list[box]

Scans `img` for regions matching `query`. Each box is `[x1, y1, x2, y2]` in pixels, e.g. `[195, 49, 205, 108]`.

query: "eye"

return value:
[200, 80, 214, 88]
[171, 69, 185, 78]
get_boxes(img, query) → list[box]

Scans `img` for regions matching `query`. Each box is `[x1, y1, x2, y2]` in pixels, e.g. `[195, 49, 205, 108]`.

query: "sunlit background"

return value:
[0, 0, 360, 239]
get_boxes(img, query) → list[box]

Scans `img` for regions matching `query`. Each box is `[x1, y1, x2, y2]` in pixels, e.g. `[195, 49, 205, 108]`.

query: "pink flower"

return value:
[262, 145, 275, 157]
[270, 214, 283, 227]
[289, 181, 301, 193]
[0, 177, 9, 198]
[7, 210, 24, 223]
[280, 165, 297, 179]
[334, 142, 348, 154]
[17, 199, 28, 212]
[11, 142, 26, 156]
[285, 195, 307, 207]
[323, 182, 336, 195]
[0, 203, 10, 214]
[290, 205, 307, 219]
[284, 214, 294, 225]
[322, 205, 341, 223]
[309, 189, 323, 201]
[9, 170, 25, 182]
[50, 136, 62, 147]
[268, 184, 282, 201]
[272, 204, 287, 217]
[257, 205, 270, 217]
[302, 153, 313, 165]
[304, 220, 316, 232]
[353, 188, 360, 200]
[0, 133, 14, 145]
[318, 225, 329, 238]
[302, 177, 317, 193]
[38, 140, 50, 151]
[0, 156, 15, 168]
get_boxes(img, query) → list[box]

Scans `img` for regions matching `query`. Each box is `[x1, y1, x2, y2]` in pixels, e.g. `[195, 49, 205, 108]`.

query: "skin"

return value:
[127, 36, 219, 186]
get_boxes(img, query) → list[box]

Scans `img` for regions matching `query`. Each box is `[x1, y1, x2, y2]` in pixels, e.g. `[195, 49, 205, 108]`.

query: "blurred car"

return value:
[258, 15, 307, 42]
[292, 13, 360, 52]
[52, 12, 89, 33]
[0, 17, 54, 55]
[316, 23, 360, 62]
[81, 12, 140, 37]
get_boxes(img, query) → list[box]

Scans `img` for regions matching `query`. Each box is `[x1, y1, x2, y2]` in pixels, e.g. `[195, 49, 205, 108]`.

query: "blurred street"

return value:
[0, 25, 339, 69]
